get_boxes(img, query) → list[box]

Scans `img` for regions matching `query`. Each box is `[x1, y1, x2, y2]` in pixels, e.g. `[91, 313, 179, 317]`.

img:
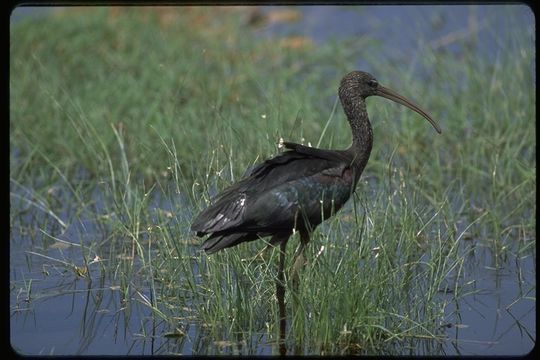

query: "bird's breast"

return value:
[297, 167, 354, 212]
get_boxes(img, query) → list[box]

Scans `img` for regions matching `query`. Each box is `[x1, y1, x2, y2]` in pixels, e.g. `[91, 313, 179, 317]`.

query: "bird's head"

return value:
[339, 71, 442, 134]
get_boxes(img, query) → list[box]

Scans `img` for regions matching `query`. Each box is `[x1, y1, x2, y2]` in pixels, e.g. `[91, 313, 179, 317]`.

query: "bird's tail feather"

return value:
[202, 232, 255, 254]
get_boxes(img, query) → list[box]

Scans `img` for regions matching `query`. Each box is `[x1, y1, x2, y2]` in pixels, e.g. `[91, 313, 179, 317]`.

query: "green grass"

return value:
[10, 6, 535, 355]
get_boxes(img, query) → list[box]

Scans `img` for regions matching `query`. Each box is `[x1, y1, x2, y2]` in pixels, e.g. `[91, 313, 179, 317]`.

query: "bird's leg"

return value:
[291, 230, 310, 292]
[274, 234, 289, 356]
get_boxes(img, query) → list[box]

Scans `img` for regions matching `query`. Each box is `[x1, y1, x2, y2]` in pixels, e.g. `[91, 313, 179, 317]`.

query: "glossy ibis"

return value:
[192, 70, 440, 259]
[191, 71, 441, 353]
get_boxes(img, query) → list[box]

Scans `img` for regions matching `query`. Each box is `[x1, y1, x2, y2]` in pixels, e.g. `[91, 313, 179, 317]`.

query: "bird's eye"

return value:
[368, 79, 378, 88]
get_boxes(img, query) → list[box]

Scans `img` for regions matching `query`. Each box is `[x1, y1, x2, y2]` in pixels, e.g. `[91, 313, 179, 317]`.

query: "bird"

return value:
[191, 70, 441, 262]
[191, 71, 440, 354]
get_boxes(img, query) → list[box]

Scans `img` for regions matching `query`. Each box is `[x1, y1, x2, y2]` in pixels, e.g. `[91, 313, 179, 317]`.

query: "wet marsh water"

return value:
[10, 5, 535, 356]
[10, 179, 535, 355]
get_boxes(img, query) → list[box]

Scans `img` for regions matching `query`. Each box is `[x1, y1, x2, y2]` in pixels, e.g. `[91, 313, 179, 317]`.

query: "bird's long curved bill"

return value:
[377, 86, 442, 134]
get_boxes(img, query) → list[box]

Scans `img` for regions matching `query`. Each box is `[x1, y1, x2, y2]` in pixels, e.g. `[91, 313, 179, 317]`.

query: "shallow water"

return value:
[10, 5, 535, 356]
[442, 243, 535, 355]
[10, 177, 535, 355]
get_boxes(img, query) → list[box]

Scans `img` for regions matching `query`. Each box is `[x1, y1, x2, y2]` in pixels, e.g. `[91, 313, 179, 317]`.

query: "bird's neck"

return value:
[342, 95, 373, 174]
